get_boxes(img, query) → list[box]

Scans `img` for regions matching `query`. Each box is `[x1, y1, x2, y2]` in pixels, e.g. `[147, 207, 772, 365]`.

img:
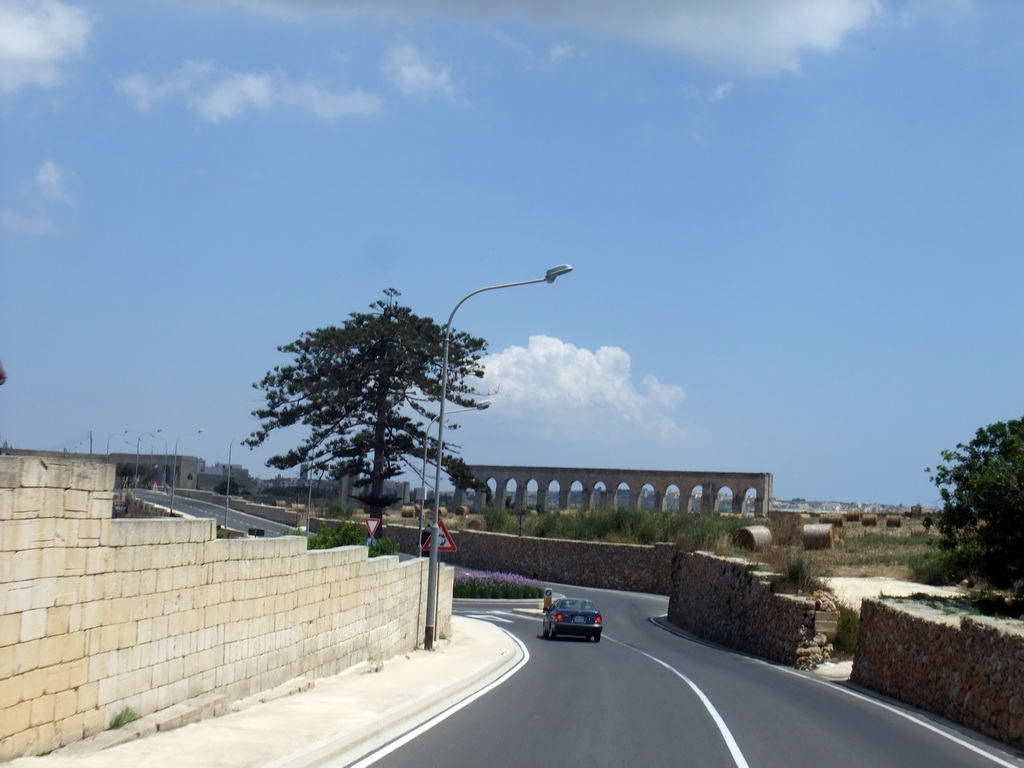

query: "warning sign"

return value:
[365, 518, 380, 537]
[421, 519, 457, 552]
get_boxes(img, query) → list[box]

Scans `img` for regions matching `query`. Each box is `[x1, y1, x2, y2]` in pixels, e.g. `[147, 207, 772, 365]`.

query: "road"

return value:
[348, 584, 1024, 768]
[132, 489, 292, 537]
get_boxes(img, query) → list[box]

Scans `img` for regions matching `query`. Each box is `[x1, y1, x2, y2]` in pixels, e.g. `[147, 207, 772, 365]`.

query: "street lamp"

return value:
[105, 430, 128, 461]
[424, 264, 572, 650]
[134, 429, 162, 488]
[169, 429, 203, 516]
[154, 435, 168, 485]
[225, 435, 247, 530]
[418, 401, 491, 556]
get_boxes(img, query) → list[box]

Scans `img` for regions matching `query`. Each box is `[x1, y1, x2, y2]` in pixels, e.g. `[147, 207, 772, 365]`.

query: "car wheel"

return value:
[550, 625, 557, 639]
[542, 623, 549, 638]
[593, 633, 601, 643]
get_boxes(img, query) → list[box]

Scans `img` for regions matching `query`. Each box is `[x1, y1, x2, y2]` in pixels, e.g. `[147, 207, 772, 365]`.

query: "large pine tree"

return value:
[248, 288, 487, 524]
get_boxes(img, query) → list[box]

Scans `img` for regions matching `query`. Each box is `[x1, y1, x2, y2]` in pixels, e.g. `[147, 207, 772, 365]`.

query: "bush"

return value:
[453, 570, 544, 599]
[307, 522, 365, 549]
[832, 602, 859, 658]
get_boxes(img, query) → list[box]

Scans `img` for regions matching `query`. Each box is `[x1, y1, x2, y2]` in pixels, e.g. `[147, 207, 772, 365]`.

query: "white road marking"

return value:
[346, 629, 530, 768]
[608, 636, 750, 768]
[462, 613, 514, 623]
[650, 616, 1023, 768]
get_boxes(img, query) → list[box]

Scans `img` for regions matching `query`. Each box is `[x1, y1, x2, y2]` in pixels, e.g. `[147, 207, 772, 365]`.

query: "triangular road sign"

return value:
[365, 518, 381, 537]
[422, 519, 457, 552]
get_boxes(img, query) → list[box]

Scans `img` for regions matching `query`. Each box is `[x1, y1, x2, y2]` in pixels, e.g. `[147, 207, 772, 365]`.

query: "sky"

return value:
[2, 0, 1023, 507]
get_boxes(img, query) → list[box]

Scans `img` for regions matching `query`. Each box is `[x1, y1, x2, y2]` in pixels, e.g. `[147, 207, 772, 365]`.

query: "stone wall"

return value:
[385, 523, 676, 594]
[0, 456, 451, 762]
[852, 599, 1024, 749]
[667, 551, 826, 665]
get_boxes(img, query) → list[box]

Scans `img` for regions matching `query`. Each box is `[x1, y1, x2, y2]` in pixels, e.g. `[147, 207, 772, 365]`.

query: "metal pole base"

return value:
[424, 626, 435, 651]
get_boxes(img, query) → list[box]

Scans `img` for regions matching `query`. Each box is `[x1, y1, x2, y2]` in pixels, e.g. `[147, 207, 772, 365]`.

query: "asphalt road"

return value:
[132, 489, 291, 537]
[352, 584, 1024, 768]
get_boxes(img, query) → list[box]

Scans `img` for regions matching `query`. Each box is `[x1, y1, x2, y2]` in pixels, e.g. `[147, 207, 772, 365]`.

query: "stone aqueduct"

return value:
[455, 465, 773, 517]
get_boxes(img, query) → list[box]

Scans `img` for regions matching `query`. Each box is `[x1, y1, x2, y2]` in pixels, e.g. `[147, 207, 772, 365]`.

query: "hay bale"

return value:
[400, 505, 417, 518]
[819, 512, 844, 527]
[454, 505, 469, 516]
[732, 525, 772, 552]
[803, 523, 835, 550]
[861, 514, 878, 527]
[886, 514, 902, 528]
[846, 510, 861, 523]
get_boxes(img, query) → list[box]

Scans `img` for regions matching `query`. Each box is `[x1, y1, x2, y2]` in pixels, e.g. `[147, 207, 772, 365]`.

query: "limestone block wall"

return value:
[667, 551, 819, 665]
[852, 599, 1024, 749]
[385, 524, 676, 594]
[0, 456, 451, 762]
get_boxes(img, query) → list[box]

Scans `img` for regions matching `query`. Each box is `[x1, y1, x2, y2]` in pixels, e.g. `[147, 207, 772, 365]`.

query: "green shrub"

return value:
[481, 505, 516, 534]
[109, 706, 138, 730]
[832, 602, 859, 657]
[368, 537, 400, 557]
[307, 521, 365, 549]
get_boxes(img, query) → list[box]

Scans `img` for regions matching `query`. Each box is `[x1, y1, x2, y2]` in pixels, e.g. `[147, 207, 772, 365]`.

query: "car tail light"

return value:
[555, 613, 564, 621]
[595, 616, 602, 623]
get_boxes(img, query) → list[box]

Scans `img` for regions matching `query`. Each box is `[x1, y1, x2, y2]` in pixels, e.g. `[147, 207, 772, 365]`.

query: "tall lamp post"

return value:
[418, 401, 491, 557]
[225, 435, 246, 530]
[169, 429, 203, 516]
[134, 429, 162, 488]
[105, 430, 128, 461]
[424, 264, 572, 650]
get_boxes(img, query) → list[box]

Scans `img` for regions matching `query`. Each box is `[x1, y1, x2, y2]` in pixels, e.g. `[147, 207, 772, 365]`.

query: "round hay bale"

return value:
[846, 510, 862, 523]
[886, 514, 902, 528]
[861, 514, 878, 527]
[400, 505, 416, 518]
[454, 505, 469, 516]
[732, 525, 772, 552]
[819, 512, 844, 527]
[803, 523, 835, 550]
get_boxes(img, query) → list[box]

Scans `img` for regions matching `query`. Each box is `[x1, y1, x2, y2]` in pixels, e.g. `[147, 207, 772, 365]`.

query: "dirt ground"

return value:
[824, 576, 966, 611]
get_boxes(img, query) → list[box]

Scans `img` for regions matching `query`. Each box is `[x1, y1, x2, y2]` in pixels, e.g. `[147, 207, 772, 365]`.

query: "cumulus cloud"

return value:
[195, 0, 882, 74]
[0, 159, 73, 235]
[382, 43, 459, 100]
[116, 60, 382, 121]
[0, 0, 91, 94]
[480, 336, 686, 442]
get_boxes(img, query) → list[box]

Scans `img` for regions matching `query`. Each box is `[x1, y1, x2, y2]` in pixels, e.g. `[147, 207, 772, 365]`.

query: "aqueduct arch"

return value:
[461, 465, 773, 516]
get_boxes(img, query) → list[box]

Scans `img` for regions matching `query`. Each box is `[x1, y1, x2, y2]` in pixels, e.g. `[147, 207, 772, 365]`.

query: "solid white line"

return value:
[650, 617, 1023, 768]
[608, 637, 750, 768]
[772, 665, 1024, 768]
[346, 629, 530, 768]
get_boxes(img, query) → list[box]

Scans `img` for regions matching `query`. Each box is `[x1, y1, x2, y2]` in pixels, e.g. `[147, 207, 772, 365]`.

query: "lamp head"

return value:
[476, 400, 492, 410]
[544, 264, 573, 283]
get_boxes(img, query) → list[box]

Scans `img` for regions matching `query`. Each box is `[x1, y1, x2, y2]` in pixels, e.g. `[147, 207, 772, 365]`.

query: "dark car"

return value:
[543, 597, 602, 642]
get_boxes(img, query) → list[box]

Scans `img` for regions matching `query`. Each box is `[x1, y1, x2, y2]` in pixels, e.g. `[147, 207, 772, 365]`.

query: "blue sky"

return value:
[2, 0, 1022, 506]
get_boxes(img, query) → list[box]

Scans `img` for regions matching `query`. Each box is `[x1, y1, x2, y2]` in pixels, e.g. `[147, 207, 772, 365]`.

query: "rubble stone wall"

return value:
[852, 599, 1024, 749]
[666, 551, 822, 665]
[0, 456, 450, 762]
[386, 524, 676, 594]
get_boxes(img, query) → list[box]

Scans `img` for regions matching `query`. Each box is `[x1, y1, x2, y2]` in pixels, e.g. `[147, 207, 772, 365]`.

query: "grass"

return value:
[108, 706, 138, 730]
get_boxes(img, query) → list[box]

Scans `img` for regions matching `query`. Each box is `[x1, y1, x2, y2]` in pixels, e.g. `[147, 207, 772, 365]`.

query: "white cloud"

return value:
[196, 0, 883, 75]
[0, 0, 91, 94]
[548, 42, 583, 63]
[36, 160, 73, 205]
[0, 208, 52, 234]
[382, 43, 458, 100]
[116, 60, 382, 122]
[0, 159, 72, 235]
[480, 336, 686, 442]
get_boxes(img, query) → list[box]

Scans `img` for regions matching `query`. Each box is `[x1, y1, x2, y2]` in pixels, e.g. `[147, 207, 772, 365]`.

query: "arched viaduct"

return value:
[460, 465, 773, 517]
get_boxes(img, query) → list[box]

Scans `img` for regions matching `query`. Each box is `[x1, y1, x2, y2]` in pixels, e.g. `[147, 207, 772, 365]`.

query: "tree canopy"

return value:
[931, 416, 1024, 594]
[247, 289, 487, 519]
